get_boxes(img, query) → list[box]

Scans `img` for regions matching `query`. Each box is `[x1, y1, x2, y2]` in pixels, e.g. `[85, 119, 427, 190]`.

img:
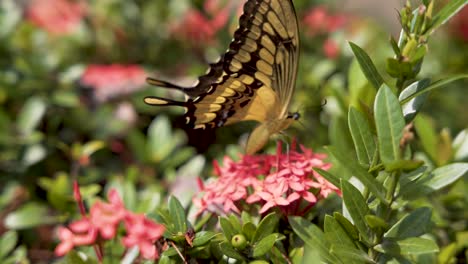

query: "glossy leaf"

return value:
[17, 97, 46, 136]
[374, 85, 405, 167]
[341, 181, 371, 243]
[289, 216, 340, 264]
[424, 163, 468, 190]
[385, 207, 432, 239]
[252, 233, 278, 257]
[0, 231, 17, 259]
[427, 0, 467, 35]
[168, 196, 187, 233]
[324, 215, 355, 249]
[327, 146, 386, 202]
[330, 245, 375, 264]
[219, 242, 245, 261]
[252, 213, 279, 243]
[192, 231, 217, 247]
[348, 107, 377, 166]
[399, 78, 431, 122]
[453, 129, 468, 160]
[314, 168, 340, 188]
[349, 42, 384, 90]
[4, 202, 57, 229]
[375, 237, 439, 257]
[220, 217, 236, 241]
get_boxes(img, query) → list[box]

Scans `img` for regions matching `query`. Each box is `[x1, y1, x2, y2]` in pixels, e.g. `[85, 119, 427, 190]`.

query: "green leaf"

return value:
[365, 215, 388, 230]
[385, 207, 432, 239]
[219, 241, 245, 261]
[425, 163, 468, 190]
[330, 245, 375, 264]
[399, 78, 431, 122]
[192, 231, 217, 247]
[341, 181, 371, 244]
[289, 216, 341, 264]
[253, 233, 278, 257]
[220, 217, 236, 241]
[168, 196, 187, 233]
[407, 74, 468, 99]
[348, 107, 377, 167]
[326, 146, 386, 202]
[228, 214, 242, 234]
[0, 231, 17, 259]
[348, 42, 384, 90]
[242, 222, 256, 241]
[414, 115, 438, 162]
[375, 237, 439, 257]
[374, 85, 405, 167]
[314, 168, 340, 188]
[453, 129, 468, 160]
[427, 0, 467, 35]
[81, 141, 105, 156]
[324, 215, 356, 249]
[252, 213, 279, 243]
[4, 202, 57, 229]
[334, 212, 360, 240]
[17, 97, 46, 136]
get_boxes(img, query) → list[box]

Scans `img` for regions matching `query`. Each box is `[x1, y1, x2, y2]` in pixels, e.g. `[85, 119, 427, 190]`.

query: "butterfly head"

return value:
[288, 112, 301, 121]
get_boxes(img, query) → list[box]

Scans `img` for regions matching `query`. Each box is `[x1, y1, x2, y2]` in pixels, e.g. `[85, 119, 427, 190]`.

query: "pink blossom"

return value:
[89, 189, 127, 239]
[303, 6, 347, 36]
[122, 213, 166, 260]
[26, 0, 87, 35]
[194, 142, 340, 216]
[170, 0, 232, 44]
[55, 188, 165, 260]
[80, 64, 147, 102]
[54, 219, 97, 256]
[323, 38, 340, 59]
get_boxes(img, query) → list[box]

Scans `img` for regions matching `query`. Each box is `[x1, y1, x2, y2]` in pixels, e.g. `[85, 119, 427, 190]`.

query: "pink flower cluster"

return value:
[302, 6, 348, 59]
[55, 186, 165, 260]
[80, 64, 147, 102]
[193, 142, 340, 216]
[26, 0, 87, 35]
[170, 0, 234, 44]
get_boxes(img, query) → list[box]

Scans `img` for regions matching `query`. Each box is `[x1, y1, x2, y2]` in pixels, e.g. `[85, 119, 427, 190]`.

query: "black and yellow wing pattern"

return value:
[145, 0, 300, 154]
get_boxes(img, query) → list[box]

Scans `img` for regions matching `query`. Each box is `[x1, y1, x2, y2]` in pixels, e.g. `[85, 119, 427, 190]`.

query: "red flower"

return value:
[26, 0, 87, 35]
[170, 0, 232, 44]
[194, 142, 340, 216]
[80, 64, 146, 102]
[122, 213, 166, 260]
[55, 187, 165, 260]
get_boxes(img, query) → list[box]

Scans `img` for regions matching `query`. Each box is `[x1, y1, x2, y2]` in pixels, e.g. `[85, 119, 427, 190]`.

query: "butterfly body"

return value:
[145, 0, 299, 154]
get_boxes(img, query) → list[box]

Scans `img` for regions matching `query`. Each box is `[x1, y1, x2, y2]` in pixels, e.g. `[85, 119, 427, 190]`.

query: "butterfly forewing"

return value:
[145, 0, 299, 152]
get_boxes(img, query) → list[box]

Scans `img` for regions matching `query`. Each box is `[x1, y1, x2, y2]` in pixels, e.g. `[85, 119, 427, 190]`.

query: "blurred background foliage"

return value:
[0, 0, 466, 262]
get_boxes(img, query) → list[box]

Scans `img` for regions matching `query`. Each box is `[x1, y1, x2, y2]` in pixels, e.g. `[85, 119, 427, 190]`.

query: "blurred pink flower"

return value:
[303, 6, 347, 36]
[55, 187, 165, 260]
[323, 38, 340, 59]
[170, 0, 232, 44]
[80, 64, 147, 102]
[122, 213, 166, 260]
[89, 189, 127, 239]
[55, 219, 97, 256]
[194, 142, 340, 216]
[26, 0, 87, 35]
